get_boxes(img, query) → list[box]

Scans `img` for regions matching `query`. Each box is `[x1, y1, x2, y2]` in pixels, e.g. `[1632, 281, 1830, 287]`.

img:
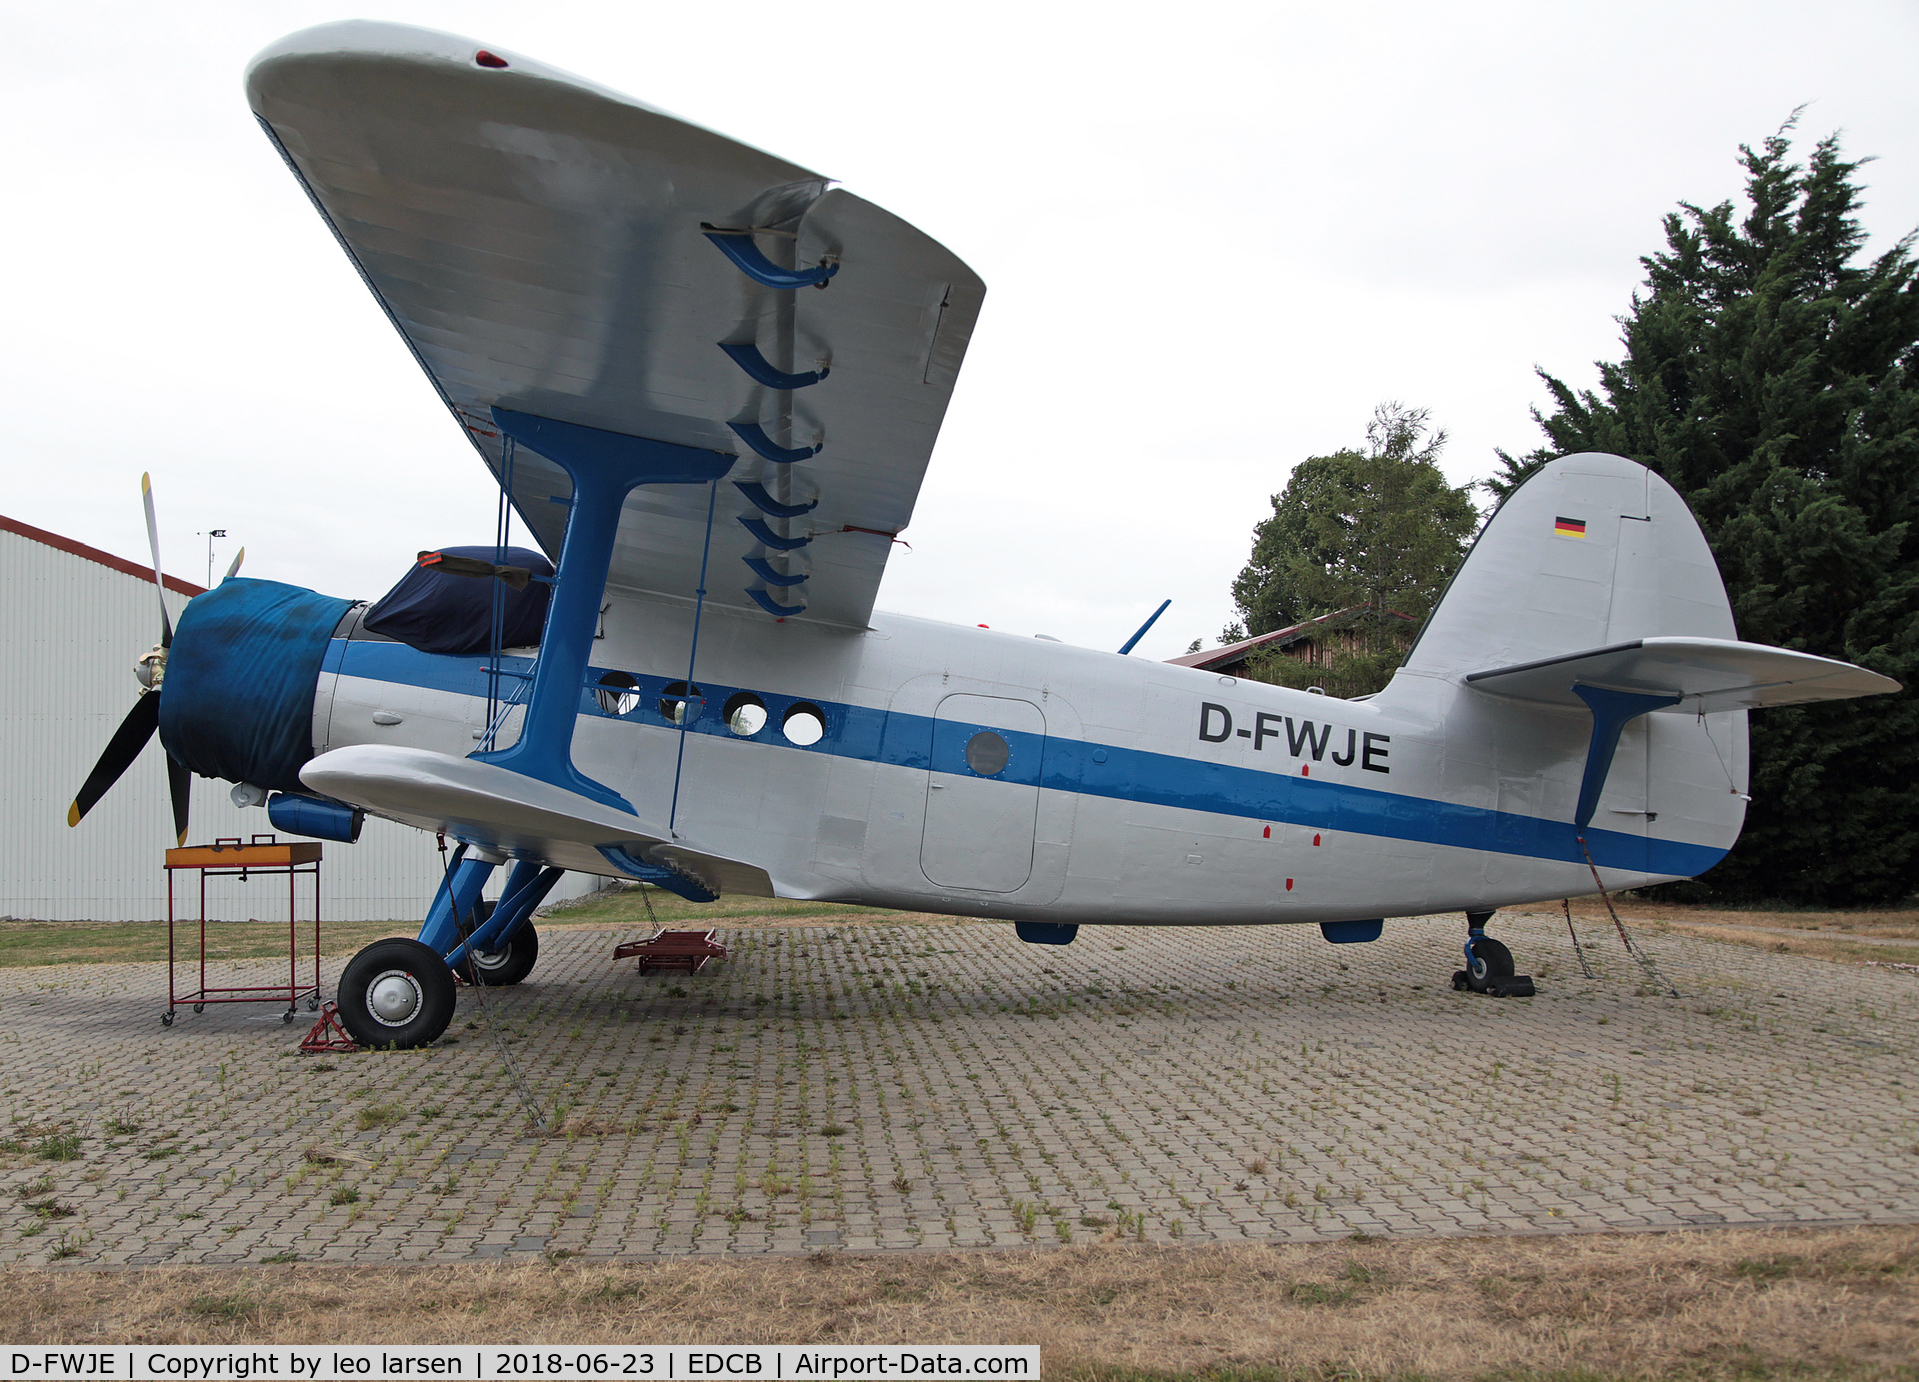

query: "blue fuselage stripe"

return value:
[328, 640, 1727, 877]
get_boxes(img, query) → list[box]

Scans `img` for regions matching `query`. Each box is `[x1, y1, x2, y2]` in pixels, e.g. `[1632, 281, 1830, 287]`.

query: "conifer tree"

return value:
[1491, 122, 1919, 903]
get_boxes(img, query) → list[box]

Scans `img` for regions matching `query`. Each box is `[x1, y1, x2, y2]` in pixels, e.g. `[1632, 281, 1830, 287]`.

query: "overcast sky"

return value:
[7, 0, 1917, 659]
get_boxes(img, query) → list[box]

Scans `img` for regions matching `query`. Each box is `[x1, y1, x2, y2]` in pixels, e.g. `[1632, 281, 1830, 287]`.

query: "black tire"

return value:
[464, 919, 540, 987]
[1465, 936, 1515, 994]
[337, 937, 457, 1049]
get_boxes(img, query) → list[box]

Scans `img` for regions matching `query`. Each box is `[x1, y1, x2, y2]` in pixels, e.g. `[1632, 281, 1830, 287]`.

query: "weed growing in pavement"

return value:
[36, 1132, 81, 1162]
[48, 1229, 88, 1261]
[354, 1103, 404, 1131]
[16, 1176, 54, 1199]
[329, 1188, 359, 1206]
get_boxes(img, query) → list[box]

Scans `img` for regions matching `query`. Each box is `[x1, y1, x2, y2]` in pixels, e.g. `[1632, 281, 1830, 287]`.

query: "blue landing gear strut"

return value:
[333, 852, 569, 1049]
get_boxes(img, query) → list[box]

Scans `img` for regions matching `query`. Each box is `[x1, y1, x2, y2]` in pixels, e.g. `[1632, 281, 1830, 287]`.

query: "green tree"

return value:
[1492, 121, 1919, 904]
[1228, 401, 1477, 639]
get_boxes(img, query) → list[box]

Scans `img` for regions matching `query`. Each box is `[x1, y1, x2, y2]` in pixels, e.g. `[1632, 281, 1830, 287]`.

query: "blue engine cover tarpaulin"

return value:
[362, 545, 553, 655]
[159, 578, 354, 792]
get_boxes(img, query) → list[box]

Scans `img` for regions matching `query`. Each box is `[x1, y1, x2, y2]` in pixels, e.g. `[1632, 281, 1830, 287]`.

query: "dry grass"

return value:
[0, 895, 944, 969]
[0, 919, 408, 968]
[4, 1225, 1917, 1379]
[1534, 897, 1919, 968]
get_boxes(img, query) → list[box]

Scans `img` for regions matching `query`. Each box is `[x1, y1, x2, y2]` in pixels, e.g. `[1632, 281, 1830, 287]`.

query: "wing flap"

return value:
[1465, 636, 1901, 712]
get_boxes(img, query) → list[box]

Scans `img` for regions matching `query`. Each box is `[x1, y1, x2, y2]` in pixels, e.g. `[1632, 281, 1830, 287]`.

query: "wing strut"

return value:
[477, 408, 733, 813]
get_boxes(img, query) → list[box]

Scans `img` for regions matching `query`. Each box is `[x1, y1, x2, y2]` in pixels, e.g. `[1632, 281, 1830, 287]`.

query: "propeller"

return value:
[67, 473, 193, 844]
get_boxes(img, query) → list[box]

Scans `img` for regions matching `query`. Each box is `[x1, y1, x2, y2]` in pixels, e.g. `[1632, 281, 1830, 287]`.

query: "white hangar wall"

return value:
[0, 516, 604, 922]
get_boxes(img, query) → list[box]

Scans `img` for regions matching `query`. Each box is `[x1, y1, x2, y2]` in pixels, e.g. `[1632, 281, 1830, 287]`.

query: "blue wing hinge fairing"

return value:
[739, 516, 812, 551]
[718, 341, 829, 390]
[743, 556, 808, 588]
[701, 228, 839, 289]
[597, 845, 720, 903]
[735, 481, 819, 519]
[729, 421, 823, 465]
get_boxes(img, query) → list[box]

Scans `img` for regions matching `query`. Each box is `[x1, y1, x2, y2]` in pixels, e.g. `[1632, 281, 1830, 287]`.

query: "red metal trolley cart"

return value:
[163, 835, 323, 1026]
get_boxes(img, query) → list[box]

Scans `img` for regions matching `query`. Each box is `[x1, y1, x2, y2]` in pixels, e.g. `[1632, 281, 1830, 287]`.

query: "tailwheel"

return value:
[337, 937, 457, 1048]
[1465, 935, 1515, 992]
[1463, 934, 1536, 998]
[465, 919, 539, 987]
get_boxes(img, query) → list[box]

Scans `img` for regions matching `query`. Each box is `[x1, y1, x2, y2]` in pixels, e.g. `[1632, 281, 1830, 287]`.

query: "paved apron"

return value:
[2, 913, 1915, 1265]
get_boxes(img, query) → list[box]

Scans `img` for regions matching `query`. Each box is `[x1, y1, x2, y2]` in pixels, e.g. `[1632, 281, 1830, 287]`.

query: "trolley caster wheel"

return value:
[336, 937, 457, 1050]
[161, 1011, 175, 1027]
[193, 1003, 204, 1014]
[307, 996, 321, 1012]
[282, 1009, 296, 1025]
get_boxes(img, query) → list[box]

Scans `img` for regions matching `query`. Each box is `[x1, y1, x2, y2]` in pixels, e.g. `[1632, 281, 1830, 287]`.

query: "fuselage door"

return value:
[920, 694, 1046, 892]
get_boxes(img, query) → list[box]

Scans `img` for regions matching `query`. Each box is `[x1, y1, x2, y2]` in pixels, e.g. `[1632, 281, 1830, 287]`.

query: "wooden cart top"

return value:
[166, 840, 323, 869]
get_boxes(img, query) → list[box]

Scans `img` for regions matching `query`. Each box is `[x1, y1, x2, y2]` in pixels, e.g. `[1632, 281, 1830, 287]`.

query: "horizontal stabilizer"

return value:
[300, 745, 774, 896]
[1465, 636, 1900, 713]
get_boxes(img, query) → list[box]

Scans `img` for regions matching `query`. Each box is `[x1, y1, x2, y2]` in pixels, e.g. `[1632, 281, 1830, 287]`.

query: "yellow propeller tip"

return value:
[141, 472, 151, 492]
[67, 802, 82, 827]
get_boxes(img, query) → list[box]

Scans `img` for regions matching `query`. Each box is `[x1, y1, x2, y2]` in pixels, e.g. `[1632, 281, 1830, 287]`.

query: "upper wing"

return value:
[247, 22, 984, 629]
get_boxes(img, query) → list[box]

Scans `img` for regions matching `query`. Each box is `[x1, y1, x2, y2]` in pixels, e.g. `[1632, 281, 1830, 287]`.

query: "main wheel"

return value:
[337, 937, 457, 1049]
[1465, 936, 1515, 994]
[465, 918, 539, 987]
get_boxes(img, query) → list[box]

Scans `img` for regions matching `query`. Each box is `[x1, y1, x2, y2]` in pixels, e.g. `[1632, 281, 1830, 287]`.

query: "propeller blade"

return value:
[167, 754, 191, 846]
[68, 691, 161, 826]
[223, 546, 245, 581]
[141, 472, 174, 648]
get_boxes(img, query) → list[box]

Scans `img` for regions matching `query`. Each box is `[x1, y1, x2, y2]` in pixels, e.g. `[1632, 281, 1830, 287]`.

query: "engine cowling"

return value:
[158, 577, 353, 791]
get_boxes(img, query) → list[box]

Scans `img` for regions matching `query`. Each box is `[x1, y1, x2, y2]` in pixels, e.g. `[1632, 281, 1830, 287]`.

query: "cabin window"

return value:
[724, 692, 768, 736]
[659, 682, 703, 725]
[595, 671, 640, 716]
[782, 702, 826, 746]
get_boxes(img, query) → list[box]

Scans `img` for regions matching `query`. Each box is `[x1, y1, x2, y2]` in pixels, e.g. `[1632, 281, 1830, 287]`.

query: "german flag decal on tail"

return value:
[1553, 516, 1587, 538]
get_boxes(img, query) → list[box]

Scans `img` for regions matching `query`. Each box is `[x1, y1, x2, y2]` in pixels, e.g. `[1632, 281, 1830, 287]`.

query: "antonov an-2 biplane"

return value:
[68, 21, 1900, 1046]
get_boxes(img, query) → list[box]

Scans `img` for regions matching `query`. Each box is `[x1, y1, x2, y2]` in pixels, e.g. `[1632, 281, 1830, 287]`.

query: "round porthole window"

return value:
[724, 692, 768, 736]
[658, 681, 703, 725]
[782, 702, 826, 746]
[595, 671, 640, 716]
[965, 730, 1010, 776]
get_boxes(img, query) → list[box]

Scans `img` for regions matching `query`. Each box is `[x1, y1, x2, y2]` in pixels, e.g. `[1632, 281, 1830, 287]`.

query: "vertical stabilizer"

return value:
[1400, 452, 1735, 680]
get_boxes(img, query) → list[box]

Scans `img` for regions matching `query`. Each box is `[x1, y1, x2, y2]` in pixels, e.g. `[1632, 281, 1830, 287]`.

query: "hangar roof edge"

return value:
[0, 512, 206, 598]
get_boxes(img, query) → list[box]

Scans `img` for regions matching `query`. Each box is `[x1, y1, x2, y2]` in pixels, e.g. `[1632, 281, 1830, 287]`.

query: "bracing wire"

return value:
[668, 479, 719, 835]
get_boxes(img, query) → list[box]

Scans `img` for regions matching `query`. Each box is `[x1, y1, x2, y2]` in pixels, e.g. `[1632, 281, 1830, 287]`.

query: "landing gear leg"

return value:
[1452, 910, 1535, 998]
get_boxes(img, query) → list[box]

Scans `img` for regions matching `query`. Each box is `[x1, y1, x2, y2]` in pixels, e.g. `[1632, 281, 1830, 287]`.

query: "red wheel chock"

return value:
[299, 1000, 359, 1053]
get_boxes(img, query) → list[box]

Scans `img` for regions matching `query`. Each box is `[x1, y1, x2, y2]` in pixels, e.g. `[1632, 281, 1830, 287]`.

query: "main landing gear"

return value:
[463, 918, 540, 987]
[1452, 910, 1535, 998]
[336, 937, 458, 1048]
